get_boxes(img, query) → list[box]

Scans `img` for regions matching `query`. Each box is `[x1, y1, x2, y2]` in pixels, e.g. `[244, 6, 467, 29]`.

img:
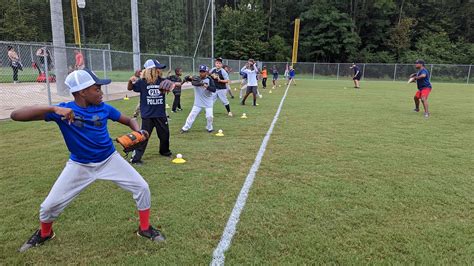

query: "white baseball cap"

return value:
[65, 69, 111, 93]
[143, 59, 167, 69]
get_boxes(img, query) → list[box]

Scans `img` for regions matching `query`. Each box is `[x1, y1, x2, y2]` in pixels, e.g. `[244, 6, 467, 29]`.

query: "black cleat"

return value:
[180, 129, 188, 134]
[137, 226, 166, 243]
[208, 129, 214, 133]
[130, 159, 144, 165]
[18, 229, 55, 253]
[160, 152, 172, 157]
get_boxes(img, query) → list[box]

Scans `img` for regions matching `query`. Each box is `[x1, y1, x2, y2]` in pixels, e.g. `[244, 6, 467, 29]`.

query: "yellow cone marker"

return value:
[241, 113, 248, 119]
[215, 129, 224, 137]
[234, 88, 237, 91]
[123, 94, 129, 100]
[172, 153, 186, 164]
[278, 85, 282, 88]
[269, 90, 272, 94]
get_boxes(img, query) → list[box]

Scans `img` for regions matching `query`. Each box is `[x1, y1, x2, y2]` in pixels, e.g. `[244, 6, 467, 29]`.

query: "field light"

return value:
[77, 0, 86, 8]
[247, 3, 252, 9]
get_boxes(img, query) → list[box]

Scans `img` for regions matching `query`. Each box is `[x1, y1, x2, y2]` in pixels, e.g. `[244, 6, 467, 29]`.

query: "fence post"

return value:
[312, 63, 316, 80]
[44, 52, 52, 106]
[238, 60, 241, 71]
[192, 57, 195, 75]
[467, 65, 471, 84]
[337, 63, 340, 80]
[393, 63, 397, 82]
[30, 46, 34, 65]
[169, 55, 172, 71]
[107, 44, 112, 71]
[88, 49, 93, 71]
[362, 63, 366, 80]
[102, 50, 109, 100]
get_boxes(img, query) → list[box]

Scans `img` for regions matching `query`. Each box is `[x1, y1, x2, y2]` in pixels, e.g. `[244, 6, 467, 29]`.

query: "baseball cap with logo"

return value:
[143, 59, 166, 69]
[65, 69, 111, 93]
[199, 65, 209, 72]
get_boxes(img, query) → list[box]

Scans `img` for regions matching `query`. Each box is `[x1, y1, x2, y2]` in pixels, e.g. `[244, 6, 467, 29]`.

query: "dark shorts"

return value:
[353, 74, 362, 81]
[246, 86, 258, 94]
[273, 74, 278, 80]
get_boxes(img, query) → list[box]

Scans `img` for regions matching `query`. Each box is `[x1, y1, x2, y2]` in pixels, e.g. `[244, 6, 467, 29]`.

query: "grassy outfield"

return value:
[0, 80, 473, 264]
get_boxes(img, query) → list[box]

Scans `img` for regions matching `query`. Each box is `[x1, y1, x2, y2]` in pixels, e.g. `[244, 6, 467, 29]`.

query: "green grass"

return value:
[0, 80, 473, 264]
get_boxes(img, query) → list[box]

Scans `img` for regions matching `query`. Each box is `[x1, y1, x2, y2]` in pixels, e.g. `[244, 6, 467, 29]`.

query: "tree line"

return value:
[0, 0, 472, 64]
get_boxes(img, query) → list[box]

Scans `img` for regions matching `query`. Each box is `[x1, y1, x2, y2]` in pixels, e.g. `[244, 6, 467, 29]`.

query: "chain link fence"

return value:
[0, 41, 472, 119]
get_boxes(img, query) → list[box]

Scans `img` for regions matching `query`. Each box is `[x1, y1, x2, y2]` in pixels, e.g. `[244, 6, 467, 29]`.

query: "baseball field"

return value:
[0, 80, 473, 264]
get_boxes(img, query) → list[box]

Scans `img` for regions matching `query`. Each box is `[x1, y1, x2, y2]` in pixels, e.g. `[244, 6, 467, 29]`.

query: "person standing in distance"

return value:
[7, 45, 21, 83]
[272, 65, 279, 89]
[168, 67, 184, 113]
[12, 69, 165, 252]
[410, 59, 432, 118]
[350, 63, 362, 88]
[127, 59, 175, 164]
[74, 50, 85, 70]
[261, 66, 268, 89]
[240, 59, 259, 106]
[210, 57, 233, 117]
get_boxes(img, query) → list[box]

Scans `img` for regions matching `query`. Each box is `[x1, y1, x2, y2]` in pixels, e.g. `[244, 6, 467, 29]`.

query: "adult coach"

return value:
[210, 57, 233, 117]
[12, 69, 165, 252]
[410, 59, 432, 118]
[7, 45, 22, 83]
[350, 63, 362, 88]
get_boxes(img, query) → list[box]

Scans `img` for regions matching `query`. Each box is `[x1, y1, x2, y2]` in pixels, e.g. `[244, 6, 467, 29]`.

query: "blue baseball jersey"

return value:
[132, 78, 167, 118]
[289, 69, 295, 77]
[45, 101, 121, 164]
[416, 68, 432, 90]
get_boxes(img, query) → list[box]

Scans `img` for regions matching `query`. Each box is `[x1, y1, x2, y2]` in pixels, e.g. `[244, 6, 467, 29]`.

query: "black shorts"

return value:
[353, 75, 362, 81]
[246, 86, 258, 94]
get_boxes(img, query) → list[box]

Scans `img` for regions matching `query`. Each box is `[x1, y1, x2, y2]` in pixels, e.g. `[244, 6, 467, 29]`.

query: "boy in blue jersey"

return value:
[11, 69, 166, 252]
[287, 66, 296, 86]
[410, 59, 432, 118]
[127, 59, 175, 164]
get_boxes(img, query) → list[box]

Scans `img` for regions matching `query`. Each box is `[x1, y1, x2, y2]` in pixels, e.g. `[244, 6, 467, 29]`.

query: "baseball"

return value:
[218, 129, 223, 134]
[177, 153, 183, 159]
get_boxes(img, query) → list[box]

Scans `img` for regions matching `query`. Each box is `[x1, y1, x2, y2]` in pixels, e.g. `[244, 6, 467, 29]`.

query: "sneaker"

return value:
[231, 96, 235, 99]
[228, 112, 233, 117]
[259, 94, 263, 99]
[180, 129, 188, 134]
[424, 112, 430, 118]
[18, 229, 55, 252]
[208, 129, 214, 133]
[160, 152, 172, 157]
[413, 108, 420, 112]
[137, 226, 166, 243]
[130, 159, 144, 165]
[171, 110, 177, 113]
[177, 108, 183, 111]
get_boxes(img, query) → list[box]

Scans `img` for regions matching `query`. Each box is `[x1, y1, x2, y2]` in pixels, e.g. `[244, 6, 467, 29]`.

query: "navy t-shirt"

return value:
[416, 68, 432, 90]
[45, 101, 121, 163]
[132, 78, 167, 118]
[353, 66, 361, 76]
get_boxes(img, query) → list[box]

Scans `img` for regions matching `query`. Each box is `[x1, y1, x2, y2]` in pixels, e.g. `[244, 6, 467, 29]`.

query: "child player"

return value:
[261, 66, 268, 89]
[181, 65, 217, 133]
[272, 65, 279, 89]
[168, 67, 184, 113]
[210, 57, 233, 117]
[410, 59, 432, 118]
[240, 59, 259, 106]
[12, 69, 166, 252]
[350, 63, 362, 88]
[127, 59, 175, 164]
[223, 64, 235, 99]
[287, 65, 296, 86]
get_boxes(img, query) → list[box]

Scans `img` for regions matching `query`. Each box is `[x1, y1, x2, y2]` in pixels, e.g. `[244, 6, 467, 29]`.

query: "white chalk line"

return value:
[210, 80, 293, 266]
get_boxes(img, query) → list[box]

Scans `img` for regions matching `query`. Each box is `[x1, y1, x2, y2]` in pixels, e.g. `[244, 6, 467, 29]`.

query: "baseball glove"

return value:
[191, 76, 204, 87]
[210, 73, 219, 80]
[159, 79, 175, 92]
[116, 130, 148, 153]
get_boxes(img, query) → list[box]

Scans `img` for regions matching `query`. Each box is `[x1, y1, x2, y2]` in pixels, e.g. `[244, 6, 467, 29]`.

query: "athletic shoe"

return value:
[240, 102, 245, 105]
[228, 112, 233, 117]
[180, 129, 188, 134]
[413, 108, 420, 112]
[208, 129, 214, 133]
[424, 112, 430, 118]
[130, 159, 144, 165]
[171, 110, 177, 113]
[231, 96, 235, 99]
[137, 226, 166, 243]
[18, 229, 55, 253]
[160, 152, 172, 157]
[259, 94, 263, 99]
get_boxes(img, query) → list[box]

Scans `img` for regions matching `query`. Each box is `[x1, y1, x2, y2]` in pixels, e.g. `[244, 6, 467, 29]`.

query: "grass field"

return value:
[0, 80, 473, 264]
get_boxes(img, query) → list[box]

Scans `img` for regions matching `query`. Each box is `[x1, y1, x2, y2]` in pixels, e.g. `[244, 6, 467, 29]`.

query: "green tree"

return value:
[387, 17, 416, 61]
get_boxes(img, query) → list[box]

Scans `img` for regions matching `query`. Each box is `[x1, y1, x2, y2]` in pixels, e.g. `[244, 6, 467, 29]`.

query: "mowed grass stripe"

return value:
[0, 84, 287, 264]
[225, 80, 474, 264]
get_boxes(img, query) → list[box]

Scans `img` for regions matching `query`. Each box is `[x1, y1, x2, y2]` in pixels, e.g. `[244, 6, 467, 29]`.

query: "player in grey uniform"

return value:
[181, 65, 217, 133]
[210, 57, 233, 117]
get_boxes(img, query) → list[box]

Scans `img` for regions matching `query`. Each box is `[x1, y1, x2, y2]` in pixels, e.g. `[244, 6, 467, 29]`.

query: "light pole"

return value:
[77, 0, 89, 68]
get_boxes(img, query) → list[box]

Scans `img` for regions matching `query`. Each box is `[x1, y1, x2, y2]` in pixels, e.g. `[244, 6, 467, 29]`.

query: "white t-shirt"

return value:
[193, 77, 215, 108]
[241, 66, 259, 86]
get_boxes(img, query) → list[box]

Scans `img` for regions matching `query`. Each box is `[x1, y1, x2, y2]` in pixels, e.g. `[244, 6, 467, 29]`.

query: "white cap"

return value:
[65, 69, 111, 93]
[143, 59, 166, 69]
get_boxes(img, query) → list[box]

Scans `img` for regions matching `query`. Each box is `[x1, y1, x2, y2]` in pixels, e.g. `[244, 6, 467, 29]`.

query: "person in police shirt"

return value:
[127, 59, 175, 165]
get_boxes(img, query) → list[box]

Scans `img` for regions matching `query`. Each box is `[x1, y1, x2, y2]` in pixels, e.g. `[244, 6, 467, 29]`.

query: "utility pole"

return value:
[50, 0, 69, 96]
[131, 0, 141, 70]
[211, 0, 214, 59]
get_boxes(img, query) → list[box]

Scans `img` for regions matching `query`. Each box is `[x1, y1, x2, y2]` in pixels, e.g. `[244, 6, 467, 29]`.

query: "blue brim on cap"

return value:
[85, 69, 111, 85]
